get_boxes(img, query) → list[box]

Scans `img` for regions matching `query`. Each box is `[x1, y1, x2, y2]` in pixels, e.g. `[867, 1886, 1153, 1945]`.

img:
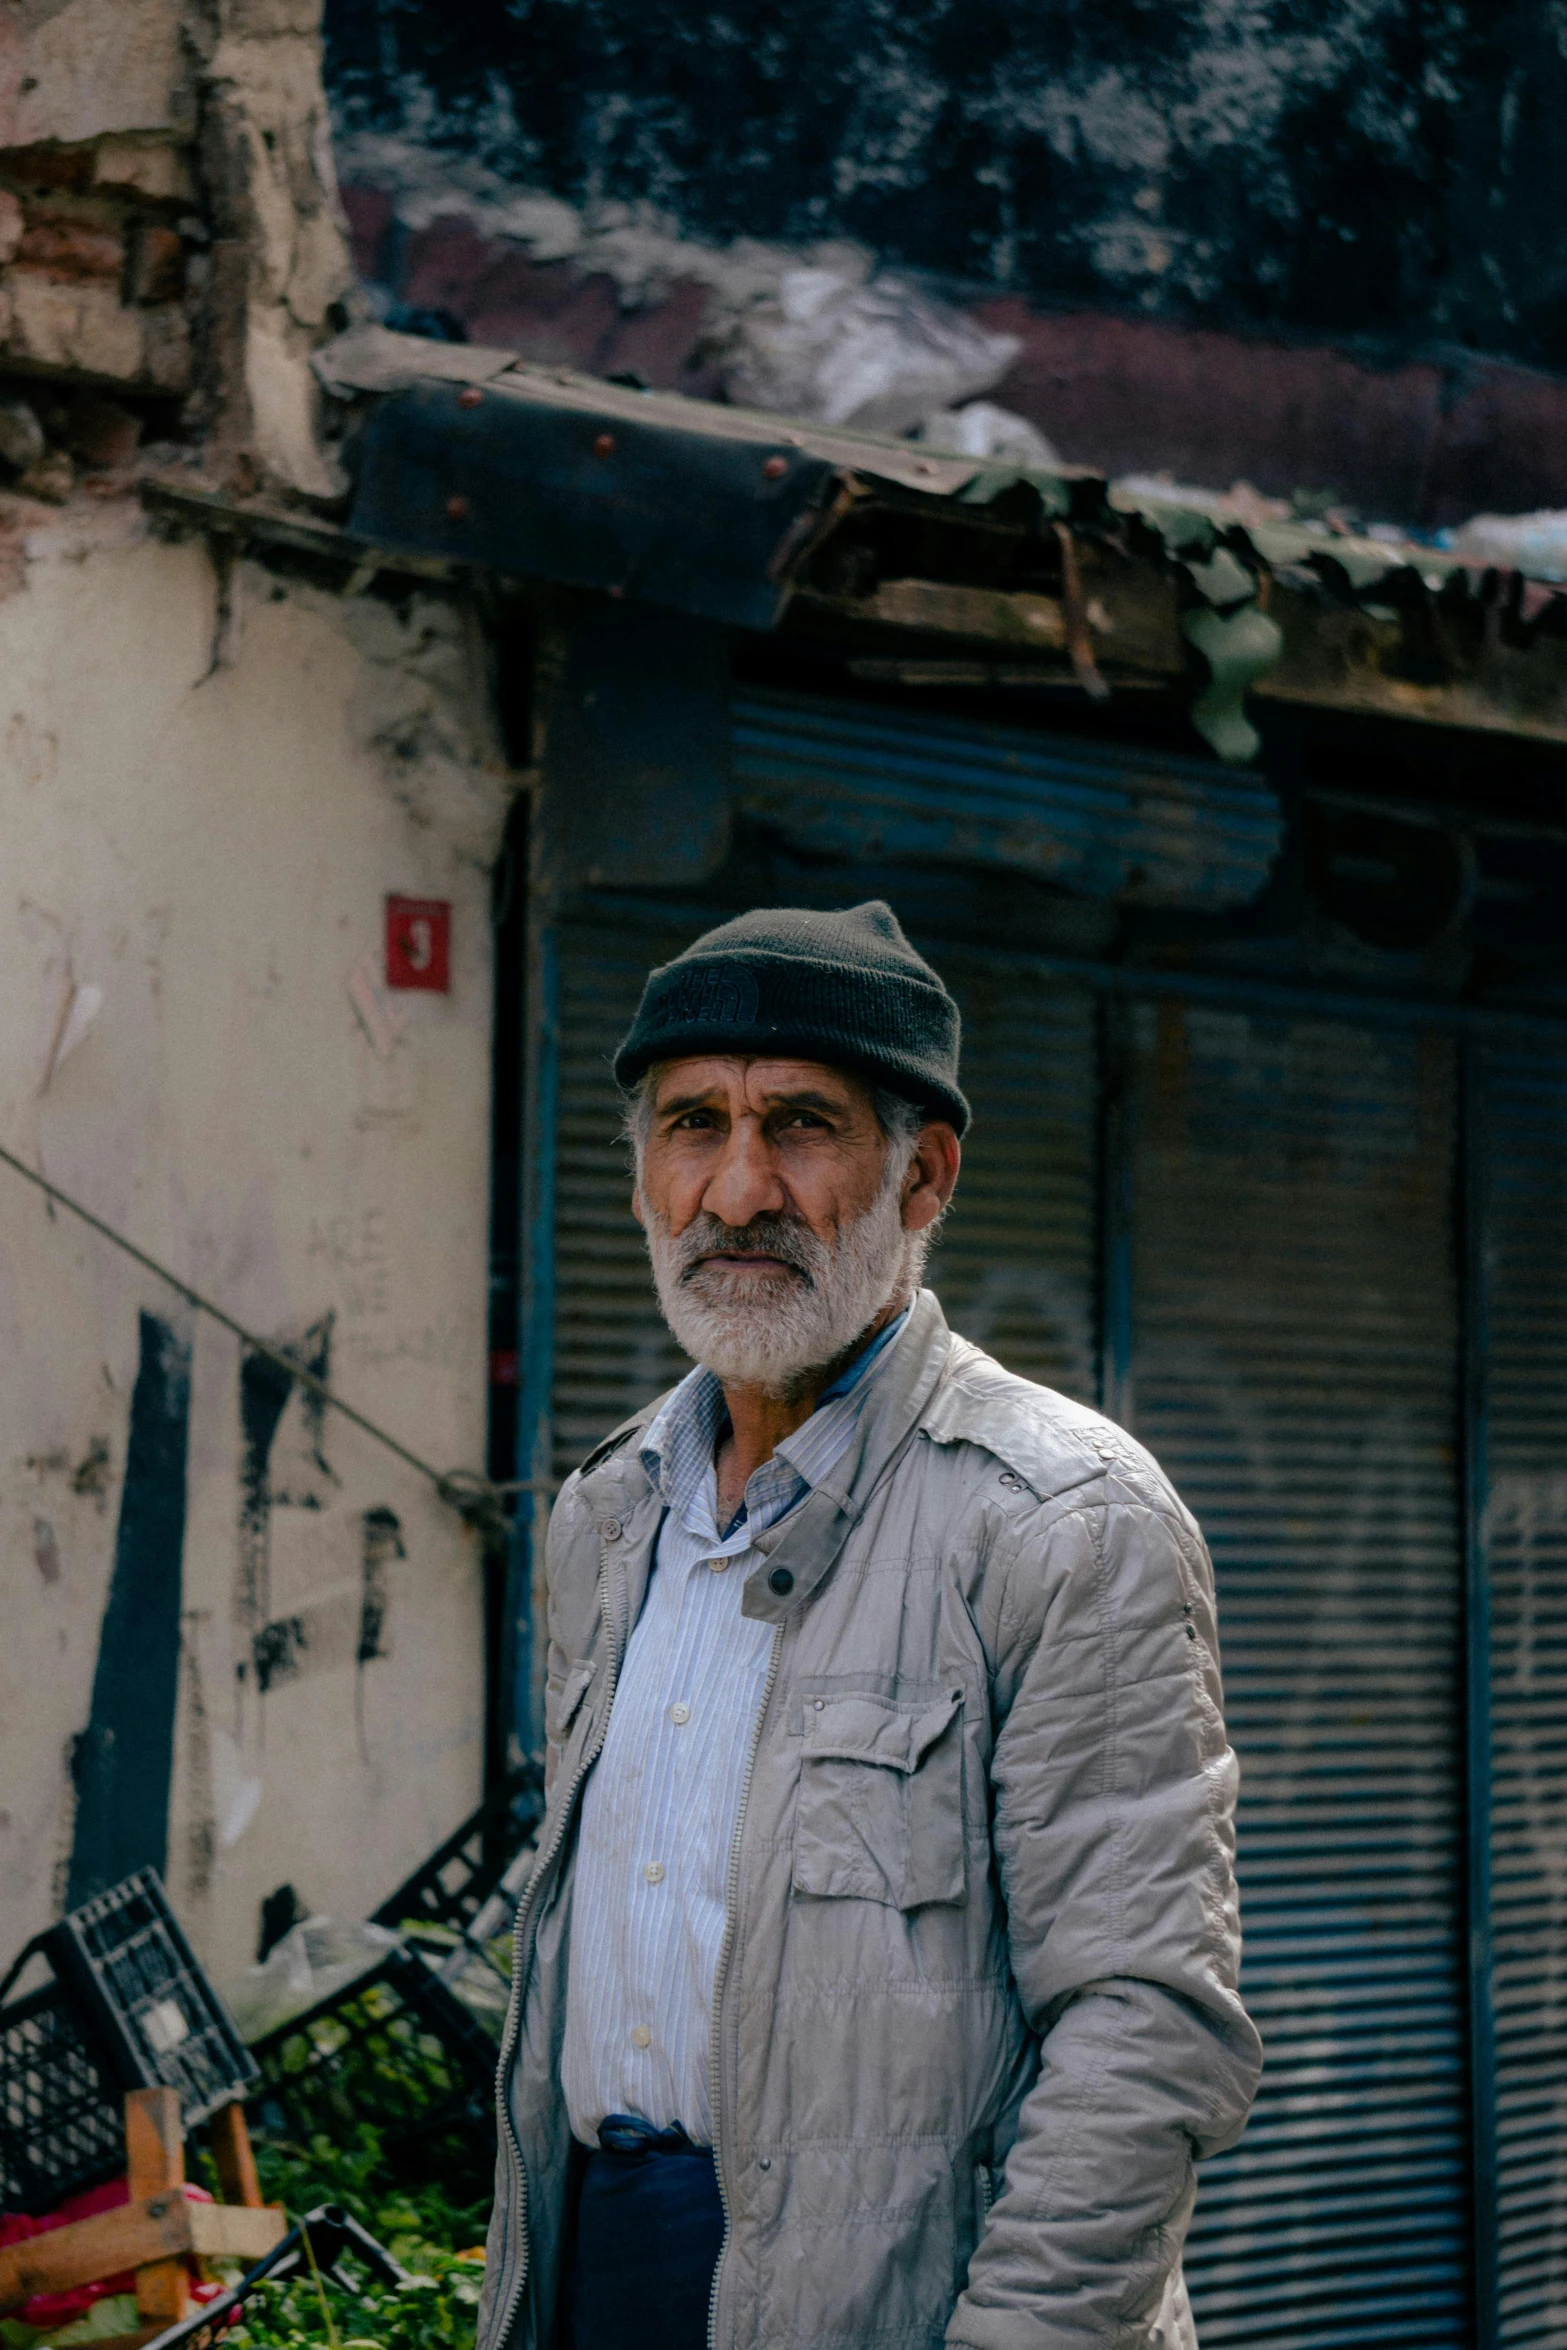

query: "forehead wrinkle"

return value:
[651, 1055, 872, 1114]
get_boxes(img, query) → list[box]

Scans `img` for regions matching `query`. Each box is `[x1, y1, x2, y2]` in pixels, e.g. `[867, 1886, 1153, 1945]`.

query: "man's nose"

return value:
[702, 1120, 787, 1227]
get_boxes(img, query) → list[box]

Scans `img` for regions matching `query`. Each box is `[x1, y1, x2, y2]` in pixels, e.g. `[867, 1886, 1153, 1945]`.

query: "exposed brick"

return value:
[4, 272, 144, 377]
[0, 189, 21, 267]
[17, 210, 124, 282]
[125, 219, 184, 304]
[92, 139, 195, 203]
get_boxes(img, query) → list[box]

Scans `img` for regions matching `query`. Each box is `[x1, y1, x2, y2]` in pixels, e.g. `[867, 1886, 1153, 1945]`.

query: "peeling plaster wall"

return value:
[323, 0, 1567, 373]
[0, 512, 508, 1992]
[0, 0, 353, 497]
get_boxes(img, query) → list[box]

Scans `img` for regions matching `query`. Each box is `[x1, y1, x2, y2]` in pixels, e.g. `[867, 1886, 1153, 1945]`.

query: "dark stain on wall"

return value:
[66, 1312, 192, 1906]
[236, 1316, 335, 1665]
[325, 1, 1567, 372]
[359, 1505, 404, 1664]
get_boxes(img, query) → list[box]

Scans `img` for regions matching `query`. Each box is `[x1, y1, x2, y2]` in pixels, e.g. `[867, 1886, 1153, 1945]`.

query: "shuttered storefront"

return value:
[1124, 1007, 1468, 2347]
[1480, 1048, 1567, 2348]
[533, 677, 1567, 2347]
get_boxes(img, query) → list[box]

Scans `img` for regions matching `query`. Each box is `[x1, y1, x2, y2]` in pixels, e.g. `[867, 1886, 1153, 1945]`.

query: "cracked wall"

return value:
[0, 507, 511, 1991]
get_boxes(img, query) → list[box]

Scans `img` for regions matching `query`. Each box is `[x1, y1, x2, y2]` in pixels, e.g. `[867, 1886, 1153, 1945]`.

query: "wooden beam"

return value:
[126, 2089, 189, 2324]
[794, 565, 1186, 678]
[208, 2102, 263, 2210]
[187, 2205, 287, 2261]
[0, 2197, 287, 2312]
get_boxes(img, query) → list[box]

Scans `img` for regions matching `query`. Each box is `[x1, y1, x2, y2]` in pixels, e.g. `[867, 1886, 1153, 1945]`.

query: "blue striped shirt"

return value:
[560, 1311, 908, 2147]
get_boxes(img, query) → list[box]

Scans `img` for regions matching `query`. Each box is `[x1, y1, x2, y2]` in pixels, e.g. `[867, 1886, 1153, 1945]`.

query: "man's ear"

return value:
[631, 1183, 646, 1230]
[900, 1124, 961, 1231]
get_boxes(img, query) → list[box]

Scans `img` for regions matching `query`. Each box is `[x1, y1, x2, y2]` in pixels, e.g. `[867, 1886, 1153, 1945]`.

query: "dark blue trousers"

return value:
[567, 2116, 725, 2350]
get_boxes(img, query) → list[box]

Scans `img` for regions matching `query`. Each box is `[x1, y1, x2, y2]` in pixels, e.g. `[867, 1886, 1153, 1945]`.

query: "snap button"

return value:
[813, 1698, 825, 1711]
[768, 1567, 794, 1596]
[602, 1518, 623, 1541]
[758, 2156, 772, 2171]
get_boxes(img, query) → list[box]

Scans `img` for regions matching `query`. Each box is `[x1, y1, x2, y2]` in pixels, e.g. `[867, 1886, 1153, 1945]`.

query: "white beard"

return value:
[643, 1167, 922, 1395]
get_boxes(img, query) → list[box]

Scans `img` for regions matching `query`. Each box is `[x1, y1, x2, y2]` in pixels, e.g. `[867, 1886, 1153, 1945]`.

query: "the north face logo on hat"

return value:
[665, 962, 761, 1027]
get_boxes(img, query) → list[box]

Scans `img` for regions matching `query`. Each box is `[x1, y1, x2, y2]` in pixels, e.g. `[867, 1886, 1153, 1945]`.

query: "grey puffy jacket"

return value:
[476, 1290, 1261, 2350]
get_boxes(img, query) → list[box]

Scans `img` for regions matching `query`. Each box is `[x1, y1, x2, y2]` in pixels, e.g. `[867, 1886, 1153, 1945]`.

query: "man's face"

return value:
[638, 1056, 890, 1254]
[633, 1056, 957, 1392]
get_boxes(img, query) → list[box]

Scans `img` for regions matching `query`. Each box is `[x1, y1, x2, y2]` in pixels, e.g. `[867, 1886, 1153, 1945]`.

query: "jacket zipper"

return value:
[492, 1544, 625, 2350]
[706, 1624, 783, 2350]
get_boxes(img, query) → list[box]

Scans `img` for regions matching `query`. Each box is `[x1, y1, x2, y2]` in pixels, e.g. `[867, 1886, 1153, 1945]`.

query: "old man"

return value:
[477, 900, 1259, 2350]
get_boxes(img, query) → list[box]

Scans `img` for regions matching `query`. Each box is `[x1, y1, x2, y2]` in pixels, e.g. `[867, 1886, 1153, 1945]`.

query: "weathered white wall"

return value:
[0, 504, 510, 1994]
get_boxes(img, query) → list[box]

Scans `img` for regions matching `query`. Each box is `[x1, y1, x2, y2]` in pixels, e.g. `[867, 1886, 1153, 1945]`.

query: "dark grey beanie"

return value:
[614, 901, 969, 1135]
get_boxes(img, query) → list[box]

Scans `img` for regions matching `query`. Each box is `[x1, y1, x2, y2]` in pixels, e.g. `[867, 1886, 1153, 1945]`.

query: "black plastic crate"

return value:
[250, 1946, 498, 2193]
[369, 1766, 543, 1938]
[0, 1971, 124, 2215]
[0, 1869, 257, 2215]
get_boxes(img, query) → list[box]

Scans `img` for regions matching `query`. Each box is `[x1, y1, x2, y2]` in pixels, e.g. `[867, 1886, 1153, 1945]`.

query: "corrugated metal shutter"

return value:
[552, 913, 698, 1484]
[549, 914, 1100, 1481]
[1480, 1045, 1567, 2349]
[918, 955, 1098, 1402]
[732, 687, 1282, 909]
[1122, 1003, 1469, 2349]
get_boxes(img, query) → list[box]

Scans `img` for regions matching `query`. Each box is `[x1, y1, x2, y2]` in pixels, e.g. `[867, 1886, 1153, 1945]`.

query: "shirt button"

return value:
[631, 2024, 651, 2048]
[602, 1518, 623, 1541]
[643, 1862, 665, 1883]
[668, 1702, 691, 1725]
[709, 1556, 730, 1573]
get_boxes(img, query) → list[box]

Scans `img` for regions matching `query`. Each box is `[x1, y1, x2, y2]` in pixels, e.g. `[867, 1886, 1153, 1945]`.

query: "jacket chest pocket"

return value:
[792, 1688, 966, 1910]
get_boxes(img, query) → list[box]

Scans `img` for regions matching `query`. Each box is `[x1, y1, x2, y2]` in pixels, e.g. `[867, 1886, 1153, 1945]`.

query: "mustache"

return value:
[670, 1212, 821, 1286]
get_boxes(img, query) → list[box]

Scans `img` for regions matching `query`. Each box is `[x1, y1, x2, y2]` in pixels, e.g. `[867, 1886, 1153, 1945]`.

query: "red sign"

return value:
[385, 895, 451, 992]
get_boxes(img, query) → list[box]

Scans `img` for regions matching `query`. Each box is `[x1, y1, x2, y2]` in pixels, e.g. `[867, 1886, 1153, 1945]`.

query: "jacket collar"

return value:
[573, 1287, 957, 1637]
[743, 1287, 954, 1622]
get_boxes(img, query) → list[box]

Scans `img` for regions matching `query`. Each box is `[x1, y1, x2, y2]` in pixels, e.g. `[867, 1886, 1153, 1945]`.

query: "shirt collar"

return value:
[640, 1305, 910, 1516]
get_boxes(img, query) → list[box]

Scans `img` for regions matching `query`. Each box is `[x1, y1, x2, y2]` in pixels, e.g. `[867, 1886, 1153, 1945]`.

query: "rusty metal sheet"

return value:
[348, 381, 839, 632]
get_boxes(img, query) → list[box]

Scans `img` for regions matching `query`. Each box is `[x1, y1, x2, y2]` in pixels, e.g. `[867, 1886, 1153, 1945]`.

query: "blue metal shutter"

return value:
[551, 914, 696, 1484]
[922, 959, 1098, 1402]
[1479, 1046, 1567, 2348]
[1119, 1003, 1470, 2349]
[731, 687, 1283, 910]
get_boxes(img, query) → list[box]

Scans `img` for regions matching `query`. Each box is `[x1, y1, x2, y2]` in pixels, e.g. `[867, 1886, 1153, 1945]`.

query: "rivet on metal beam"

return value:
[593, 433, 616, 457]
[457, 386, 483, 409]
[763, 454, 788, 479]
[446, 495, 471, 521]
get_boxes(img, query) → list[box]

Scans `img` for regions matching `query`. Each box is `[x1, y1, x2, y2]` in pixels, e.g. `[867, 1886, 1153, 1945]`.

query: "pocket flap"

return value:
[556, 1658, 598, 1735]
[801, 1687, 961, 1773]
